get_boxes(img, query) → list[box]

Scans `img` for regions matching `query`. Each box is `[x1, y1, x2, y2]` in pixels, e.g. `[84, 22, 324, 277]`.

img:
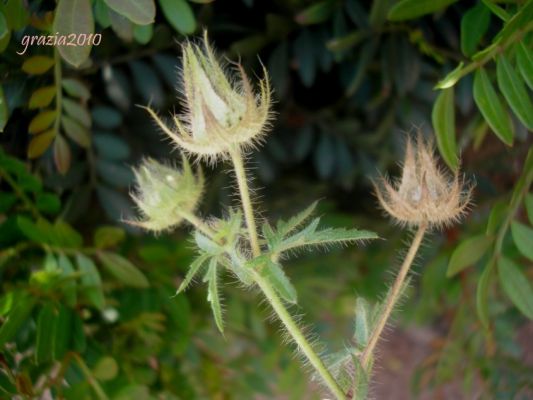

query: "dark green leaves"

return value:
[35, 303, 57, 363]
[511, 221, 533, 261]
[517, 42, 533, 90]
[432, 87, 458, 170]
[158, 0, 196, 35]
[473, 68, 514, 146]
[0, 296, 35, 347]
[97, 251, 149, 288]
[53, 0, 94, 67]
[104, 0, 155, 25]
[388, 0, 457, 21]
[0, 85, 7, 132]
[460, 3, 490, 57]
[498, 257, 533, 319]
[496, 54, 533, 130]
[447, 235, 493, 277]
[77, 254, 105, 309]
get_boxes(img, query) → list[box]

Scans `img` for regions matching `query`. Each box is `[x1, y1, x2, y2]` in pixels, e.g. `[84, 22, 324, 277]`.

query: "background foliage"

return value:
[0, 0, 532, 398]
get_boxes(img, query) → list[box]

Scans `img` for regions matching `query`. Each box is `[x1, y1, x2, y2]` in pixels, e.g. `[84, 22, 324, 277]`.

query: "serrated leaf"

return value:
[176, 253, 209, 294]
[276, 201, 319, 237]
[388, 0, 457, 21]
[53, 0, 94, 67]
[27, 130, 55, 158]
[194, 231, 223, 255]
[205, 258, 224, 334]
[498, 257, 533, 319]
[158, 0, 196, 35]
[22, 56, 54, 75]
[77, 254, 105, 309]
[432, 87, 458, 170]
[511, 221, 533, 261]
[28, 86, 56, 109]
[104, 0, 155, 25]
[517, 42, 533, 90]
[97, 251, 149, 288]
[496, 54, 533, 130]
[28, 110, 57, 134]
[460, 3, 490, 57]
[473, 68, 514, 146]
[447, 235, 493, 277]
[261, 259, 297, 304]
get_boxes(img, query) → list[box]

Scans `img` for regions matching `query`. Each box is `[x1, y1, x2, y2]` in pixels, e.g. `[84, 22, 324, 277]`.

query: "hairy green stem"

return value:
[229, 148, 262, 257]
[360, 222, 427, 370]
[228, 147, 345, 399]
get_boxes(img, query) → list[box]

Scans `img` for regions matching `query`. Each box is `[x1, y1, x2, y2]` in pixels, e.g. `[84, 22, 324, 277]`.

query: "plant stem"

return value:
[360, 222, 427, 370]
[253, 271, 346, 399]
[0, 168, 41, 219]
[72, 354, 109, 400]
[53, 48, 62, 137]
[228, 147, 346, 399]
[229, 148, 261, 257]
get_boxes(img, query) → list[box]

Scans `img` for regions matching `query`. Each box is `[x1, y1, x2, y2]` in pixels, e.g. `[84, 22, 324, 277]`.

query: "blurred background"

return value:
[1, 0, 532, 398]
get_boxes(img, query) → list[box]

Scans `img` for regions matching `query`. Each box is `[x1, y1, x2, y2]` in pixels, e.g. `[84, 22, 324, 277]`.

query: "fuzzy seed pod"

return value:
[144, 32, 272, 164]
[129, 156, 204, 232]
[374, 135, 472, 228]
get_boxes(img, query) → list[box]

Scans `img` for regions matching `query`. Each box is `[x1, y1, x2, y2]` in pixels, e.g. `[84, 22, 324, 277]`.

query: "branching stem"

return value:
[360, 222, 427, 370]
[228, 147, 346, 400]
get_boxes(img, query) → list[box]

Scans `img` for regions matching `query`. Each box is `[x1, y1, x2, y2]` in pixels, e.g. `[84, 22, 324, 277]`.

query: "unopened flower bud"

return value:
[145, 32, 272, 163]
[129, 156, 204, 232]
[374, 135, 472, 228]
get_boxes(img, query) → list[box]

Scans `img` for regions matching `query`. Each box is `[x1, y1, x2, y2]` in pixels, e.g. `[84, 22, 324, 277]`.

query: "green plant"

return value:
[133, 34, 475, 399]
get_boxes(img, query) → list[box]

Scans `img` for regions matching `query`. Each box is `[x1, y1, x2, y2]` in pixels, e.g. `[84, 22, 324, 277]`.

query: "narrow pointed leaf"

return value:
[97, 251, 149, 288]
[35, 303, 57, 363]
[388, 0, 457, 21]
[206, 258, 224, 334]
[496, 54, 533, 130]
[447, 235, 493, 277]
[176, 253, 209, 293]
[511, 221, 533, 261]
[473, 68, 514, 145]
[498, 257, 533, 319]
[432, 87, 458, 170]
[517, 42, 533, 90]
[261, 259, 297, 304]
[354, 297, 369, 347]
[276, 201, 318, 237]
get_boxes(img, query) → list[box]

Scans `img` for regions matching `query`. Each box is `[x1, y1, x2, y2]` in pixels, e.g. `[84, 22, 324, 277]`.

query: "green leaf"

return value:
[63, 98, 91, 128]
[133, 23, 153, 44]
[176, 253, 209, 294]
[17, 216, 53, 243]
[498, 257, 533, 319]
[35, 303, 57, 363]
[53, 134, 71, 175]
[517, 42, 533, 90]
[77, 254, 105, 310]
[35, 193, 61, 214]
[261, 259, 297, 304]
[205, 258, 224, 334]
[473, 68, 514, 146]
[354, 297, 369, 347]
[22, 56, 54, 75]
[496, 54, 533, 130]
[353, 356, 370, 400]
[447, 235, 493, 277]
[92, 357, 119, 381]
[54, 305, 72, 359]
[435, 62, 464, 89]
[94, 226, 125, 248]
[0, 10, 9, 41]
[103, 0, 155, 25]
[0, 0, 29, 30]
[476, 261, 493, 330]
[62, 115, 91, 148]
[460, 2, 490, 57]
[276, 201, 319, 237]
[158, 0, 196, 35]
[28, 86, 56, 109]
[194, 231, 223, 255]
[53, 220, 83, 247]
[93, 132, 130, 160]
[481, 0, 509, 21]
[0, 296, 35, 347]
[62, 78, 90, 100]
[432, 87, 458, 170]
[28, 110, 57, 134]
[72, 312, 86, 352]
[525, 193, 533, 225]
[295, 0, 336, 25]
[58, 253, 77, 306]
[0, 85, 7, 132]
[53, 0, 94, 67]
[97, 251, 149, 288]
[388, 0, 457, 21]
[92, 106, 123, 129]
[511, 221, 533, 261]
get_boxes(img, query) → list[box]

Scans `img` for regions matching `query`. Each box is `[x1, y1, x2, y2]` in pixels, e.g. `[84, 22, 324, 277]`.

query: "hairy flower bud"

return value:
[129, 156, 204, 232]
[144, 32, 272, 163]
[374, 135, 472, 228]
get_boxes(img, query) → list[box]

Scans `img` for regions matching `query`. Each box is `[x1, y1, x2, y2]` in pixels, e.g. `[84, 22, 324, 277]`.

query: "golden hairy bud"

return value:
[144, 31, 273, 164]
[374, 134, 472, 228]
[129, 156, 204, 232]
